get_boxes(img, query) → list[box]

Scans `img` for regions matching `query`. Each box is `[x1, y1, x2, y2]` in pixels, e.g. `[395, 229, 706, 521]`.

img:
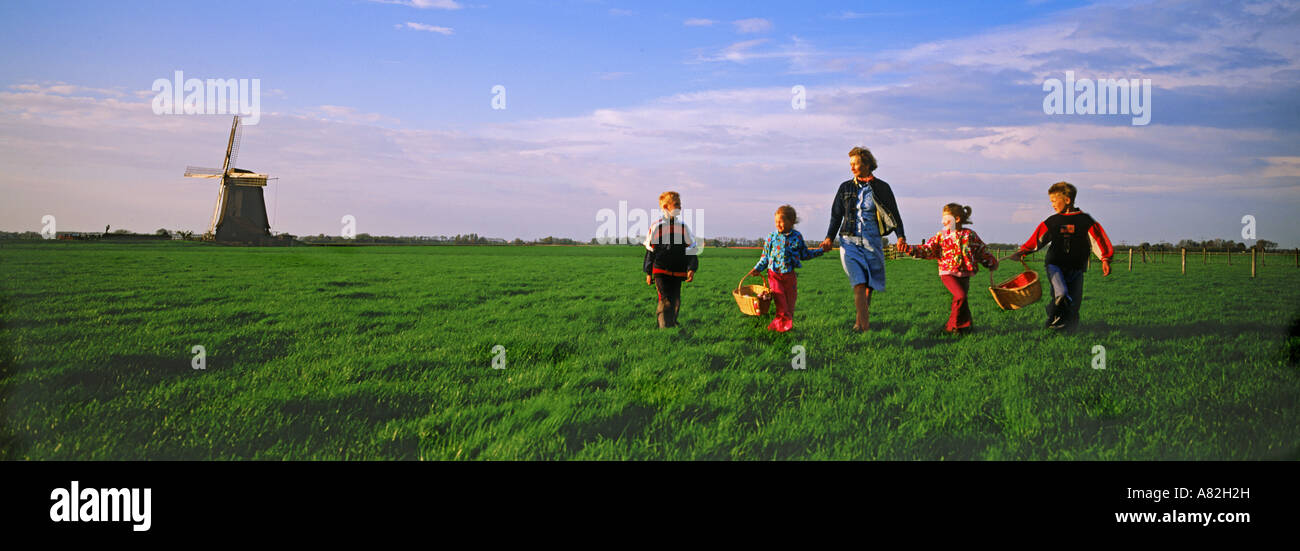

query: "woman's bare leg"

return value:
[853, 283, 872, 331]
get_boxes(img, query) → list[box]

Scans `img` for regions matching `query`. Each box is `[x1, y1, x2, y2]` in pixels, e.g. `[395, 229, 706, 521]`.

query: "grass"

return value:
[1, 241, 1297, 460]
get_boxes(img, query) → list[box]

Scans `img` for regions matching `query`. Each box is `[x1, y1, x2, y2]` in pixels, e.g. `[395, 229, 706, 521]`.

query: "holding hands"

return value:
[818, 238, 833, 252]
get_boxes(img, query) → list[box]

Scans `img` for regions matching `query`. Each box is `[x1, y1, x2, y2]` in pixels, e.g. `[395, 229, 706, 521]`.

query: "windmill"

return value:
[184, 115, 273, 242]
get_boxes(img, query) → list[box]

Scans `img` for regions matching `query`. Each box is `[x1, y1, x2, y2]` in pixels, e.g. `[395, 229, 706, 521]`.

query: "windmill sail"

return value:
[184, 166, 224, 178]
[221, 116, 239, 172]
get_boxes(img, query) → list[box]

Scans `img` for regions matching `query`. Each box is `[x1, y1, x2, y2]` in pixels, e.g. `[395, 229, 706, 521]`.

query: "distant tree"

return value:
[1257, 239, 1278, 251]
[512, 238, 525, 245]
[113, 229, 132, 234]
[155, 228, 170, 236]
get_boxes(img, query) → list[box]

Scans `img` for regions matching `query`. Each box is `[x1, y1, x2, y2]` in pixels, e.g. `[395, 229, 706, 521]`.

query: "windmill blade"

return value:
[207, 182, 228, 237]
[229, 121, 244, 169]
[221, 115, 240, 172]
[184, 166, 225, 178]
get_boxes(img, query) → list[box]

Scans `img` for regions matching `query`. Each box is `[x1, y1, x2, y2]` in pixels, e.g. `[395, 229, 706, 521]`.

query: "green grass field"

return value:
[1, 241, 1297, 460]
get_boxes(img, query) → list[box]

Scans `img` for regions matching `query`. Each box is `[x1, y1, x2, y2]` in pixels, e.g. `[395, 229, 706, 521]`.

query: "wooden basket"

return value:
[732, 273, 771, 316]
[989, 259, 1042, 310]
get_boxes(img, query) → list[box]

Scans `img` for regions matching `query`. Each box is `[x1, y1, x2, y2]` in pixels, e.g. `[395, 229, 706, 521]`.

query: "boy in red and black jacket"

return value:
[1009, 182, 1114, 330]
[643, 191, 699, 328]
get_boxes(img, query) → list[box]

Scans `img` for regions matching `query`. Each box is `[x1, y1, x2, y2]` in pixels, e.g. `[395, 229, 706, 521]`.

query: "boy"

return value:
[643, 191, 700, 328]
[1009, 182, 1114, 330]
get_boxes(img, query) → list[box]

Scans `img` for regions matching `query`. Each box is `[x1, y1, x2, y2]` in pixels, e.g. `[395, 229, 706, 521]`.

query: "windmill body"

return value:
[184, 116, 273, 242]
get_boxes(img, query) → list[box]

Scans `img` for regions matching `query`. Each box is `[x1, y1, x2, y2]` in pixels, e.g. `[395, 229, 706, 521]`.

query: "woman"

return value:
[819, 147, 906, 331]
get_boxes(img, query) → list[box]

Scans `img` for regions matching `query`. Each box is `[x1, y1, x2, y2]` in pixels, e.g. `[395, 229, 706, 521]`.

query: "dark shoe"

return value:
[1046, 295, 1071, 328]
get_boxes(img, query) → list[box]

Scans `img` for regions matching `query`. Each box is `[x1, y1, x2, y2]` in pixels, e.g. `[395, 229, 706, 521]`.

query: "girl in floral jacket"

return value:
[901, 203, 999, 334]
[747, 205, 826, 332]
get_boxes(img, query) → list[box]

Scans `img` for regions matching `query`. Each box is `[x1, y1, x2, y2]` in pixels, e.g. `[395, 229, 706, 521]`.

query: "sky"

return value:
[1, 0, 1299, 247]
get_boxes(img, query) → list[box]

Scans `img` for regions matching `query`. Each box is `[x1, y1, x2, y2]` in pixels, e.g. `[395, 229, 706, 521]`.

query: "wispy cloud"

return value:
[313, 105, 402, 125]
[609, 8, 636, 17]
[733, 18, 773, 34]
[10, 82, 126, 97]
[396, 22, 454, 34]
[693, 36, 819, 66]
[684, 18, 715, 27]
[832, 10, 920, 20]
[370, 0, 462, 9]
[6, 75, 1296, 244]
[704, 39, 770, 63]
[597, 72, 632, 81]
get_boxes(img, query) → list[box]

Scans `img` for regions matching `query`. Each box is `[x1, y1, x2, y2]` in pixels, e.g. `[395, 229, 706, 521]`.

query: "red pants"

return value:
[940, 274, 972, 332]
[766, 271, 798, 332]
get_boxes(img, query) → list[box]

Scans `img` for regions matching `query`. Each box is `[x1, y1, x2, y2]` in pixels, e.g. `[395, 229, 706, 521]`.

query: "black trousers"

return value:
[654, 275, 684, 328]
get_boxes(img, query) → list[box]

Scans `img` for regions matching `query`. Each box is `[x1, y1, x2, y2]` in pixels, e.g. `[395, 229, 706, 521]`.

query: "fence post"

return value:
[1227, 248, 1231, 266]
[1295, 248, 1298, 268]
[1252, 248, 1257, 278]
[1181, 248, 1186, 274]
[1202, 247, 1207, 265]
[1128, 248, 1133, 271]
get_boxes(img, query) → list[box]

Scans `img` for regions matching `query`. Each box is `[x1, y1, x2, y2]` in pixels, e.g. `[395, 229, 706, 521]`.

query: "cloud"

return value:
[312, 105, 402, 125]
[10, 82, 125, 98]
[832, 10, 918, 19]
[609, 9, 635, 17]
[733, 18, 773, 34]
[714, 39, 768, 62]
[4, 77, 1298, 246]
[396, 22, 454, 34]
[370, 0, 462, 9]
[597, 72, 632, 81]
[684, 18, 715, 26]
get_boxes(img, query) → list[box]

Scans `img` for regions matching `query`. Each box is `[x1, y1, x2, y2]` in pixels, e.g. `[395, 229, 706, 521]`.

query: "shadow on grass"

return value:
[1087, 320, 1285, 339]
[562, 403, 657, 455]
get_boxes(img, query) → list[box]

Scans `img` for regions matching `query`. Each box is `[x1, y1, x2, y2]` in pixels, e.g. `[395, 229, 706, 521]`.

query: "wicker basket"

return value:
[732, 273, 772, 316]
[989, 259, 1042, 310]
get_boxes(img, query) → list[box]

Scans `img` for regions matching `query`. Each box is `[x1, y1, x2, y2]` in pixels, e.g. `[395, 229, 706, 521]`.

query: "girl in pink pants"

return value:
[747, 205, 828, 332]
[901, 203, 999, 334]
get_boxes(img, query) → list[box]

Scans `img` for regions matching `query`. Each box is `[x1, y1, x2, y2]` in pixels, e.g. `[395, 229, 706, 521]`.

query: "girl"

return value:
[747, 205, 826, 332]
[901, 203, 998, 334]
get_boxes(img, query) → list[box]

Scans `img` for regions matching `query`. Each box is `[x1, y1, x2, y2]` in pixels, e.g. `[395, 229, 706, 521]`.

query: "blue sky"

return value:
[2, 0, 1299, 247]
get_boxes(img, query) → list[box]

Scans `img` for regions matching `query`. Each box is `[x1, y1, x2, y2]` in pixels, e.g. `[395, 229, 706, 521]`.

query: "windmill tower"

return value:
[183, 116, 273, 242]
